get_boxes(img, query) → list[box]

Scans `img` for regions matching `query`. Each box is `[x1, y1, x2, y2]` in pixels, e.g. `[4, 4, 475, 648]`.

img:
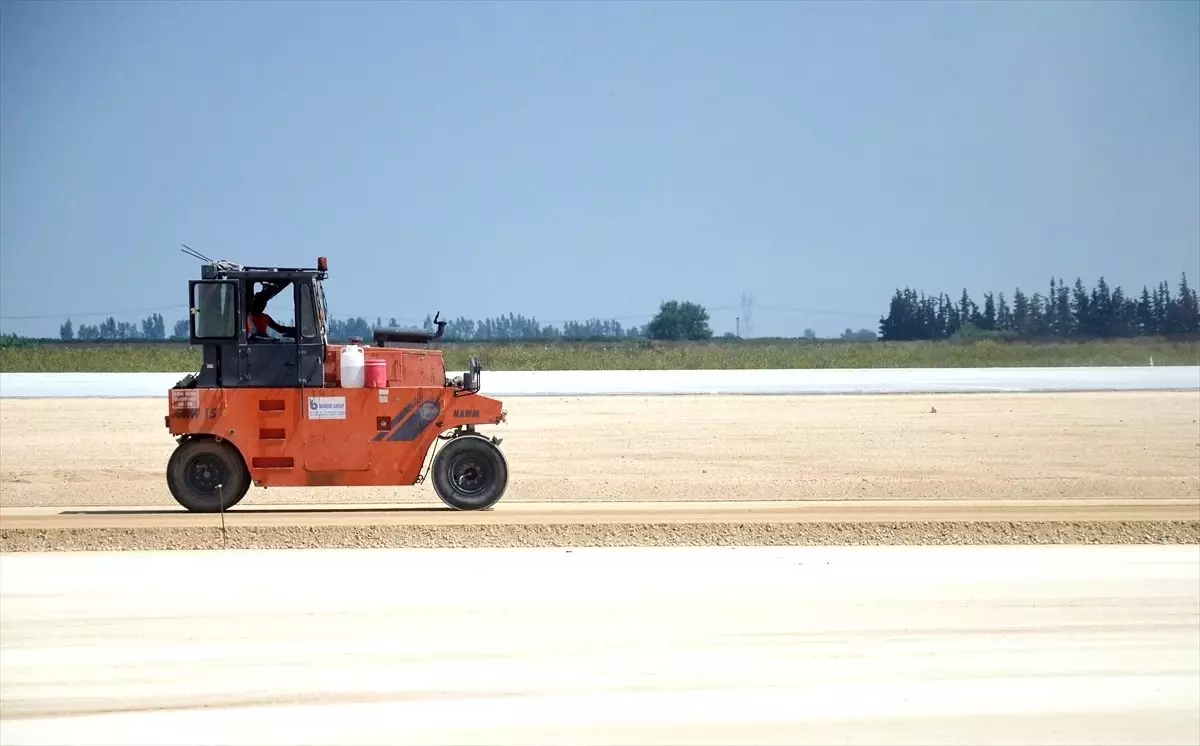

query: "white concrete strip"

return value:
[1, 545, 1197, 745]
[1, 365, 1197, 398]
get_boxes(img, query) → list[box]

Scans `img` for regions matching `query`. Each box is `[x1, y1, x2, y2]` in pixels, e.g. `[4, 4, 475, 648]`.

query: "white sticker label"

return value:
[170, 390, 199, 408]
[378, 389, 389, 403]
[308, 396, 346, 420]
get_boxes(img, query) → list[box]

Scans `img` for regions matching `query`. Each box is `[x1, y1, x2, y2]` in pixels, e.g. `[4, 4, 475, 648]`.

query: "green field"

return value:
[1, 338, 1198, 372]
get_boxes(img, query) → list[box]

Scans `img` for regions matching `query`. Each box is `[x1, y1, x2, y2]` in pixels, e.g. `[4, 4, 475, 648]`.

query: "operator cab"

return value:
[187, 257, 329, 388]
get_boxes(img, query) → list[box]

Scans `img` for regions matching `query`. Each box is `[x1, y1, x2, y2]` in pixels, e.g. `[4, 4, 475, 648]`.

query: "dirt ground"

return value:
[3, 391, 1198, 507]
[1, 391, 1197, 550]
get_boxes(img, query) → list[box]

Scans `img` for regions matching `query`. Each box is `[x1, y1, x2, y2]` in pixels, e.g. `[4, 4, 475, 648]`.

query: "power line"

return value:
[334, 305, 739, 327]
[540, 305, 737, 325]
[335, 312, 657, 326]
[755, 302, 880, 319]
[0, 304, 188, 321]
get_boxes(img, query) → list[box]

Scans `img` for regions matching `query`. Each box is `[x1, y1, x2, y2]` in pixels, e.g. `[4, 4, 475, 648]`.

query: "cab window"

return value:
[192, 281, 237, 339]
[299, 283, 317, 339]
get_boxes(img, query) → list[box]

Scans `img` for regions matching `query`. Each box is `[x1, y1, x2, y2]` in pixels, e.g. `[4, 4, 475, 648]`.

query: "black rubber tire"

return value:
[430, 434, 508, 511]
[166, 438, 250, 513]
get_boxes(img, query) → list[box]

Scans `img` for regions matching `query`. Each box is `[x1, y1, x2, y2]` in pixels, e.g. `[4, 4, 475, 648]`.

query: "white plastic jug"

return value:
[340, 340, 365, 388]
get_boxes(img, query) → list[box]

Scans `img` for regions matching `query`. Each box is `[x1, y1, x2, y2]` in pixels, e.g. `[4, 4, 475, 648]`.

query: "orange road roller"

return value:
[163, 252, 508, 512]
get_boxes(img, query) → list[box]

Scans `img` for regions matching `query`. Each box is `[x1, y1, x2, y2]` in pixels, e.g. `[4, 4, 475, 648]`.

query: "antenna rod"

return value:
[180, 243, 214, 262]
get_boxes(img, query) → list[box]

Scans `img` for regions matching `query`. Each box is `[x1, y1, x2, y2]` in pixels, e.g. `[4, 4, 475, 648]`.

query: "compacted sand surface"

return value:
[1, 391, 1197, 550]
[2, 546, 1198, 744]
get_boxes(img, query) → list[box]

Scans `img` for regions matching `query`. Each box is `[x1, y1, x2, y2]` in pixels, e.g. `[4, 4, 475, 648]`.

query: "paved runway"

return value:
[2, 545, 1198, 745]
[2, 365, 1198, 398]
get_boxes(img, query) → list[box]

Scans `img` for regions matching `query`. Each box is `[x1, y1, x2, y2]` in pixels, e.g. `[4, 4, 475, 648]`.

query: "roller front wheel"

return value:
[431, 435, 508, 511]
[166, 438, 250, 513]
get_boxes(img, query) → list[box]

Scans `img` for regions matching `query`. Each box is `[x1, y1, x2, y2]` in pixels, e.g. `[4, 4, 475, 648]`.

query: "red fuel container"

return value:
[364, 359, 387, 388]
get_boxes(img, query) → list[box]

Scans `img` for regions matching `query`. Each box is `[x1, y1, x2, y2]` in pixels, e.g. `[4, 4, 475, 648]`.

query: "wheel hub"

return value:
[450, 455, 489, 495]
[185, 454, 226, 495]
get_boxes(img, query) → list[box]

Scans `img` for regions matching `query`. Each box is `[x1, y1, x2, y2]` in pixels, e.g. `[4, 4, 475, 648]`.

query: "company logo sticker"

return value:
[308, 396, 347, 420]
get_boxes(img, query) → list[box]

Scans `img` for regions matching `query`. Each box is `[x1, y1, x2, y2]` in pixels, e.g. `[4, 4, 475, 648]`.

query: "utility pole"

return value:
[740, 293, 755, 338]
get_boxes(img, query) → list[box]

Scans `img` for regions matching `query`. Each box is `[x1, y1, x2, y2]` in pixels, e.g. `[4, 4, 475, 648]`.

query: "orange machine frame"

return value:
[165, 252, 510, 512]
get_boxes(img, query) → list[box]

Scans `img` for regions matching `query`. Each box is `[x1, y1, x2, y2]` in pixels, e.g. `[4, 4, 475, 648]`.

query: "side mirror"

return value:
[461, 355, 482, 393]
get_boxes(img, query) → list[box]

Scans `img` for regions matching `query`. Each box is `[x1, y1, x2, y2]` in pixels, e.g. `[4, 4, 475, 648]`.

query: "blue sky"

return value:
[1, 0, 1197, 338]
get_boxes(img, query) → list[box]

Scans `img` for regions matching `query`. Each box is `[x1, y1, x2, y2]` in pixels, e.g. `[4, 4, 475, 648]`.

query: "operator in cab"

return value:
[246, 282, 297, 340]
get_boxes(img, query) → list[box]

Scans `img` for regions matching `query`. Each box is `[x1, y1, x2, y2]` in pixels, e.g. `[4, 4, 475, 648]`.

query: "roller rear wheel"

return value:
[166, 438, 250, 513]
[431, 434, 508, 510]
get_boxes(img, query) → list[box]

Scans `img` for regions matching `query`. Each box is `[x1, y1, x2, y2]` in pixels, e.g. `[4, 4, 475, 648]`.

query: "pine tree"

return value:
[1055, 278, 1071, 337]
[982, 292, 996, 330]
[1138, 287, 1154, 335]
[1047, 278, 1058, 336]
[996, 292, 1011, 331]
[1012, 289, 1029, 335]
[1071, 278, 1090, 337]
[1177, 273, 1199, 333]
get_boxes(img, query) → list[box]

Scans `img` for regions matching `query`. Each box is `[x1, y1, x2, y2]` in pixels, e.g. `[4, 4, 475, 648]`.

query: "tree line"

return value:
[331, 314, 644, 342]
[54, 312, 645, 342]
[60, 313, 170, 341]
[42, 271, 1200, 343]
[878, 274, 1199, 341]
